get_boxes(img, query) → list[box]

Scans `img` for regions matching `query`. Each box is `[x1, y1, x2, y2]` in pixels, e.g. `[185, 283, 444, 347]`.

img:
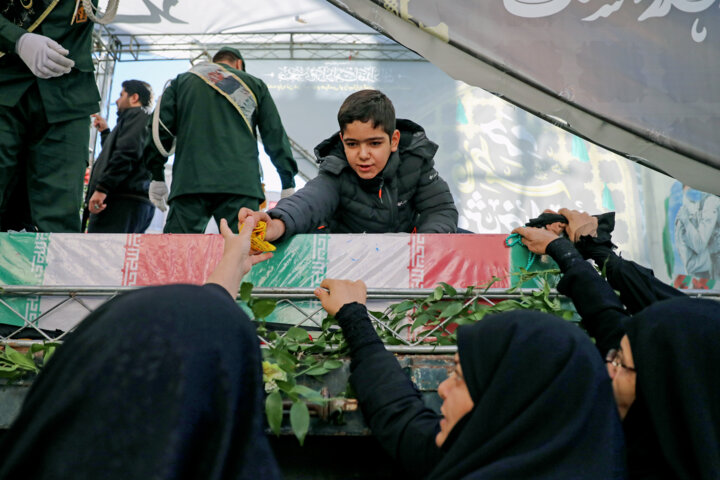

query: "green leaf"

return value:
[391, 300, 415, 315]
[300, 356, 319, 366]
[265, 391, 283, 435]
[433, 286, 443, 301]
[452, 317, 476, 326]
[411, 313, 431, 331]
[0, 362, 19, 373]
[251, 299, 277, 319]
[285, 327, 310, 342]
[439, 302, 464, 319]
[290, 400, 310, 446]
[304, 366, 329, 376]
[271, 349, 297, 373]
[3, 346, 37, 372]
[292, 384, 324, 400]
[276, 378, 296, 392]
[240, 282, 253, 303]
[438, 282, 457, 297]
[322, 359, 343, 370]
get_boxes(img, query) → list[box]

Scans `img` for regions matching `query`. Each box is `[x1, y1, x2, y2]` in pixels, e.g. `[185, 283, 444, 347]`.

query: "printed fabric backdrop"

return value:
[247, 57, 720, 289]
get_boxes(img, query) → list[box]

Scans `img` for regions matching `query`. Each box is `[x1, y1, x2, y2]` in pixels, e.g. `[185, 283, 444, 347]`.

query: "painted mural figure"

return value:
[675, 186, 720, 279]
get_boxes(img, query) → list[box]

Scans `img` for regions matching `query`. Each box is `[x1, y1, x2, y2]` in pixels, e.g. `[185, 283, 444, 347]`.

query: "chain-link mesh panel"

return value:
[2, 286, 718, 352]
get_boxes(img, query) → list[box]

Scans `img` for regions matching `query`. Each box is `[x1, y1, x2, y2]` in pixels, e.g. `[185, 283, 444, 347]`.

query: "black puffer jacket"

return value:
[269, 119, 458, 237]
[86, 107, 151, 204]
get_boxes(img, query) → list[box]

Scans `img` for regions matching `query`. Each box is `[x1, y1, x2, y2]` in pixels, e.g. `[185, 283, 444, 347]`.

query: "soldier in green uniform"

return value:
[0, 0, 101, 232]
[145, 46, 298, 233]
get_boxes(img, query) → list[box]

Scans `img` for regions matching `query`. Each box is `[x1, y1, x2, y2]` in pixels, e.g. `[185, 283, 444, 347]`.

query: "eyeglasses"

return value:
[605, 348, 636, 372]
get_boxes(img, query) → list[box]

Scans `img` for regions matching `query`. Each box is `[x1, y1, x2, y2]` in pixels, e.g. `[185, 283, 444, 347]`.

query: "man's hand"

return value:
[280, 188, 295, 199]
[314, 279, 367, 316]
[206, 217, 274, 298]
[16, 33, 74, 79]
[149, 180, 169, 212]
[88, 191, 107, 214]
[237, 207, 285, 242]
[511, 226, 560, 254]
[558, 208, 598, 242]
[91, 114, 108, 132]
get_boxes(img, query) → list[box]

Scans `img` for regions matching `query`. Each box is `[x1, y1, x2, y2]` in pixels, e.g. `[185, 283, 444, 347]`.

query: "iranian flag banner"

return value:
[0, 232, 551, 330]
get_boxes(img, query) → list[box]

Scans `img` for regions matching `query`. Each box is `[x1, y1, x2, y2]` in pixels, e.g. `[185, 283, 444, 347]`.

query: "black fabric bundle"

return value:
[428, 311, 626, 480]
[0, 284, 280, 480]
[624, 297, 720, 480]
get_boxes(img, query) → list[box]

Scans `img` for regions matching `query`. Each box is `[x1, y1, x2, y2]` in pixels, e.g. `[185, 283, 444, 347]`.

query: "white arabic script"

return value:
[503, 0, 716, 42]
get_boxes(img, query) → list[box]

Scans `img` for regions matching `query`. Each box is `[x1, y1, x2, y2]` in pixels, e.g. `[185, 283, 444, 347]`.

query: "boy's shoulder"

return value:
[396, 119, 438, 162]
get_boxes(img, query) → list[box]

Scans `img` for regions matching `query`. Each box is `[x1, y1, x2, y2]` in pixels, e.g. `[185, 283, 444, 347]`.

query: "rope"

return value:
[152, 79, 176, 157]
[81, 0, 119, 25]
[505, 233, 536, 271]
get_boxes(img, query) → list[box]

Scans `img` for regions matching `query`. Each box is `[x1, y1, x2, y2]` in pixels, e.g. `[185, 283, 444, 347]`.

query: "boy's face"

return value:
[340, 120, 400, 180]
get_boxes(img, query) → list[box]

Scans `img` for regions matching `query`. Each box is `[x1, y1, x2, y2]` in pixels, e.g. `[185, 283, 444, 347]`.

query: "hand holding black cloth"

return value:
[0, 284, 280, 480]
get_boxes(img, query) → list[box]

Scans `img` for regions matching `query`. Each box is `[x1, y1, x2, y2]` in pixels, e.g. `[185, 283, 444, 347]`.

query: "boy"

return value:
[239, 89, 458, 241]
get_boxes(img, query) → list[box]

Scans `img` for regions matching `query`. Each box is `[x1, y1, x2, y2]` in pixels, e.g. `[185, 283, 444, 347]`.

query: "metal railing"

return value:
[2, 285, 718, 352]
[92, 27, 425, 63]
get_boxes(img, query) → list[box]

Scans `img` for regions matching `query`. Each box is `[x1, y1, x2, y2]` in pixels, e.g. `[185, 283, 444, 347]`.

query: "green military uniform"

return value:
[0, 0, 100, 232]
[146, 56, 298, 233]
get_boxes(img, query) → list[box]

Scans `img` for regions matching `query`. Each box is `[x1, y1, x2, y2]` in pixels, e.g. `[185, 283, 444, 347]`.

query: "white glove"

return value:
[280, 188, 295, 199]
[16, 33, 74, 79]
[149, 181, 169, 212]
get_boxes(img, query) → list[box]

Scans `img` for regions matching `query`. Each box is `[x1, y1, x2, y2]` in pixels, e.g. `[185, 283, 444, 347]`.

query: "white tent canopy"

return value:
[98, 0, 416, 62]
[110, 0, 374, 35]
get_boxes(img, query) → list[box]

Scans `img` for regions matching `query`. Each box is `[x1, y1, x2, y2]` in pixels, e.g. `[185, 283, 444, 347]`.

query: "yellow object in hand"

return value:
[242, 220, 276, 252]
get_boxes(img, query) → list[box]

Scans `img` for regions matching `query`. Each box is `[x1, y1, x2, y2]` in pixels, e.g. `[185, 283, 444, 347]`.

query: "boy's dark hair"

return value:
[337, 89, 396, 137]
[122, 80, 153, 109]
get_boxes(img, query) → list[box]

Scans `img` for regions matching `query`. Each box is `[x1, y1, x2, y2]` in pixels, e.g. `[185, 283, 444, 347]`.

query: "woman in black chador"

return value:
[314, 280, 627, 479]
[0, 217, 279, 480]
[514, 208, 720, 479]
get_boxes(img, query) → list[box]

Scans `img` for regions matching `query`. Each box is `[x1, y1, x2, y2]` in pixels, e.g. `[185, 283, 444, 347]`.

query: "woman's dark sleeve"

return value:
[546, 238, 628, 356]
[335, 303, 444, 477]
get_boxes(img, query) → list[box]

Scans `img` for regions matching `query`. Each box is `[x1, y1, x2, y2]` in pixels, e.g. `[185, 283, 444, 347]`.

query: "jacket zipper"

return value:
[378, 178, 397, 231]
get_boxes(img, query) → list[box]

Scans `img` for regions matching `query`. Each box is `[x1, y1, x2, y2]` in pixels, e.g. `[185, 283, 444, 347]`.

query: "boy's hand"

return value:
[557, 208, 598, 242]
[237, 207, 286, 242]
[314, 279, 367, 316]
[206, 217, 273, 297]
[511, 226, 559, 254]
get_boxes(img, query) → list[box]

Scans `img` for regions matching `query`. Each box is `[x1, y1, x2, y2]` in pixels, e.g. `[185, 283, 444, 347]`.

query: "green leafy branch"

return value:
[0, 270, 573, 446]
[242, 282, 344, 446]
[0, 343, 57, 381]
[245, 268, 576, 444]
[370, 268, 574, 346]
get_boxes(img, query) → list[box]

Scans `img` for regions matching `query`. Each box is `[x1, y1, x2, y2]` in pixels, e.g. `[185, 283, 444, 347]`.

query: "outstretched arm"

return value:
[267, 174, 340, 239]
[315, 279, 444, 476]
[512, 226, 627, 356]
[206, 216, 273, 298]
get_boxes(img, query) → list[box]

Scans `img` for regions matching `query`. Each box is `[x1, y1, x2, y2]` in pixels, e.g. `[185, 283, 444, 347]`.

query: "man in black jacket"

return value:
[238, 89, 458, 240]
[85, 80, 154, 233]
